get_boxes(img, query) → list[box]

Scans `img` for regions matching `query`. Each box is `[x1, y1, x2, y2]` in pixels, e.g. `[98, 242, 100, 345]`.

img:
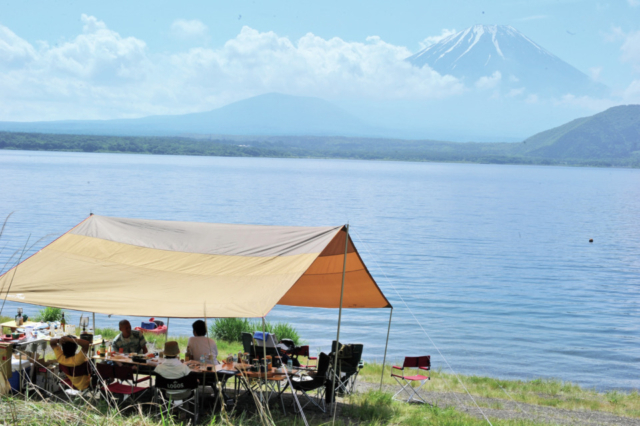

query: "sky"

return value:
[1, 0, 639, 123]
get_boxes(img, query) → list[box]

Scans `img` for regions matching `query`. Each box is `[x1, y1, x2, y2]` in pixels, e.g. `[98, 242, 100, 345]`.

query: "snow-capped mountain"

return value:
[408, 25, 608, 98]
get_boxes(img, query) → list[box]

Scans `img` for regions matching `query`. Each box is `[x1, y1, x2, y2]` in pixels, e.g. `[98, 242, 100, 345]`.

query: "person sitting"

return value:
[112, 319, 148, 354]
[50, 335, 91, 391]
[154, 341, 192, 396]
[187, 320, 219, 364]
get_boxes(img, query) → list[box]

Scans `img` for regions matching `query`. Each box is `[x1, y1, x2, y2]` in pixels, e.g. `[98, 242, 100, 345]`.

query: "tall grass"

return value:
[33, 306, 64, 322]
[210, 318, 301, 345]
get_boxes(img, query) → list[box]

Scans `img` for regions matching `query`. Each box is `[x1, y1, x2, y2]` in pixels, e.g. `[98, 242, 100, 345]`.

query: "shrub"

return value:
[33, 307, 63, 322]
[210, 318, 253, 342]
[267, 321, 300, 345]
[209, 318, 300, 345]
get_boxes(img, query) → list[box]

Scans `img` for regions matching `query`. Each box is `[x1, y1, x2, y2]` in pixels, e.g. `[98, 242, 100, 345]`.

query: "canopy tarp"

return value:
[0, 215, 391, 318]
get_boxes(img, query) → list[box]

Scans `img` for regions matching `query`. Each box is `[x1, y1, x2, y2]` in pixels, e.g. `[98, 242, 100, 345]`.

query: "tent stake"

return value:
[331, 224, 349, 419]
[379, 308, 393, 391]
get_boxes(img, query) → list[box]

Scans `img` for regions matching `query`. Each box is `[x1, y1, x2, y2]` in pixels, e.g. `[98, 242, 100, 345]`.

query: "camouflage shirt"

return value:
[112, 330, 147, 354]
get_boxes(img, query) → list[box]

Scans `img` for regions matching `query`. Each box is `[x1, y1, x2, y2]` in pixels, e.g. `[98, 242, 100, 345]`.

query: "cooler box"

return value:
[253, 332, 278, 347]
[9, 359, 32, 392]
[141, 321, 157, 330]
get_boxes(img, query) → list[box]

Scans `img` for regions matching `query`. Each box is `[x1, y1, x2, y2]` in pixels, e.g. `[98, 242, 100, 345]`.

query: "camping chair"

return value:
[290, 352, 330, 413]
[391, 356, 431, 403]
[291, 345, 317, 369]
[95, 363, 150, 406]
[154, 374, 199, 423]
[241, 332, 258, 362]
[58, 363, 93, 400]
[328, 342, 364, 395]
[253, 331, 280, 359]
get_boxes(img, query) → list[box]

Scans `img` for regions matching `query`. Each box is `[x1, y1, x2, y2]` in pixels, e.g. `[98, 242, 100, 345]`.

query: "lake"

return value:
[0, 149, 638, 391]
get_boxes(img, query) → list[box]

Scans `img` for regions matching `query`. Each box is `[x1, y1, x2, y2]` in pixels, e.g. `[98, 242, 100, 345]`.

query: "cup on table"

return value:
[119, 348, 124, 354]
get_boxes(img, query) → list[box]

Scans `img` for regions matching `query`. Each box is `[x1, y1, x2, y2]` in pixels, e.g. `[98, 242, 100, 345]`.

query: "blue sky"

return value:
[0, 0, 639, 122]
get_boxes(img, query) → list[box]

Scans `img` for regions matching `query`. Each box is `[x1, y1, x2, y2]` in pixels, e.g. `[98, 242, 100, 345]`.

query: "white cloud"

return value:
[0, 18, 464, 121]
[171, 19, 208, 39]
[418, 29, 457, 50]
[475, 71, 501, 90]
[0, 25, 37, 68]
[507, 88, 525, 97]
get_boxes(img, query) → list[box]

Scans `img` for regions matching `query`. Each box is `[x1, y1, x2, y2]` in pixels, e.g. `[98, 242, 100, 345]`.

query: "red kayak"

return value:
[134, 325, 167, 335]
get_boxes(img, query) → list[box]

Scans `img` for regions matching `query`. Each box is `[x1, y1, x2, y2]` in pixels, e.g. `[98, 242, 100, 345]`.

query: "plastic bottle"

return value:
[200, 355, 206, 370]
[287, 359, 293, 373]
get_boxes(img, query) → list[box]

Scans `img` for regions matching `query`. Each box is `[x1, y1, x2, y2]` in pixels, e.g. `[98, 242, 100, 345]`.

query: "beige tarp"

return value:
[0, 215, 390, 318]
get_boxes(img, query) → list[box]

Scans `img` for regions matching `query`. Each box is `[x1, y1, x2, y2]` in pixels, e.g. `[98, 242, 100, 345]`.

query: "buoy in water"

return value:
[589, 239, 593, 243]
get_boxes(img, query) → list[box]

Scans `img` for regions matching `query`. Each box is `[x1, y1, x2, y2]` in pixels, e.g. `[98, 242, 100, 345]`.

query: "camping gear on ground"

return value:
[0, 214, 394, 407]
[390, 355, 431, 404]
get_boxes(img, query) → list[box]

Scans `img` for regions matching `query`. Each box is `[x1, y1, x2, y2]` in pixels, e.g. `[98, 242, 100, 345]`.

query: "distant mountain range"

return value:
[0, 25, 615, 143]
[2, 105, 639, 167]
[0, 93, 384, 138]
[407, 25, 609, 98]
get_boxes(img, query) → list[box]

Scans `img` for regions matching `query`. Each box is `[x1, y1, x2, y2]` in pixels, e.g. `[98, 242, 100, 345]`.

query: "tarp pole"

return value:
[379, 307, 393, 391]
[261, 317, 268, 408]
[92, 312, 96, 355]
[166, 317, 170, 343]
[330, 224, 349, 418]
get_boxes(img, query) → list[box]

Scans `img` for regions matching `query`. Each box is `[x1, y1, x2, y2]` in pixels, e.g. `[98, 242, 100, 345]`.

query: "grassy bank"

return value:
[5, 324, 639, 422]
[0, 391, 573, 426]
[358, 363, 640, 419]
[95, 326, 639, 418]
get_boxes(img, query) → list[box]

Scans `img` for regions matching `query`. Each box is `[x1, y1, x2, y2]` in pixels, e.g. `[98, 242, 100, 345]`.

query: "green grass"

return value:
[359, 362, 640, 418]
[28, 325, 640, 421]
[33, 307, 64, 322]
[343, 390, 555, 426]
[210, 318, 301, 345]
[0, 391, 575, 426]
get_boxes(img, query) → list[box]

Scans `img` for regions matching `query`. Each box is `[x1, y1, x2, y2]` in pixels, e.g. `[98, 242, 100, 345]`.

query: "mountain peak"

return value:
[408, 25, 608, 98]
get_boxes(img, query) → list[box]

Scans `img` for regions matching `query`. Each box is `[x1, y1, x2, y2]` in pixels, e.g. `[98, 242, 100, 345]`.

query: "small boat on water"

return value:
[134, 325, 167, 335]
[134, 318, 167, 335]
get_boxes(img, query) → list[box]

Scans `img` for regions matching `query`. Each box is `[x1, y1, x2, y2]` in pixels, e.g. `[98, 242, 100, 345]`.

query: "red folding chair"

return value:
[390, 356, 431, 403]
[96, 363, 150, 405]
[293, 345, 317, 369]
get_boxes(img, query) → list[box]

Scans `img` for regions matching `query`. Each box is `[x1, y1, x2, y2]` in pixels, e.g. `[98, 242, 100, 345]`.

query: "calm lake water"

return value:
[1, 150, 638, 391]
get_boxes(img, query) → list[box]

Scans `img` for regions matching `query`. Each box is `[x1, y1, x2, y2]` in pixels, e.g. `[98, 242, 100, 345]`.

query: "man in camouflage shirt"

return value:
[112, 320, 148, 354]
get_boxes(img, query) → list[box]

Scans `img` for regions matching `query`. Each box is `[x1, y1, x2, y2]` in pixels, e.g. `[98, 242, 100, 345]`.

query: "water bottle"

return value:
[287, 359, 293, 373]
[200, 355, 206, 370]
